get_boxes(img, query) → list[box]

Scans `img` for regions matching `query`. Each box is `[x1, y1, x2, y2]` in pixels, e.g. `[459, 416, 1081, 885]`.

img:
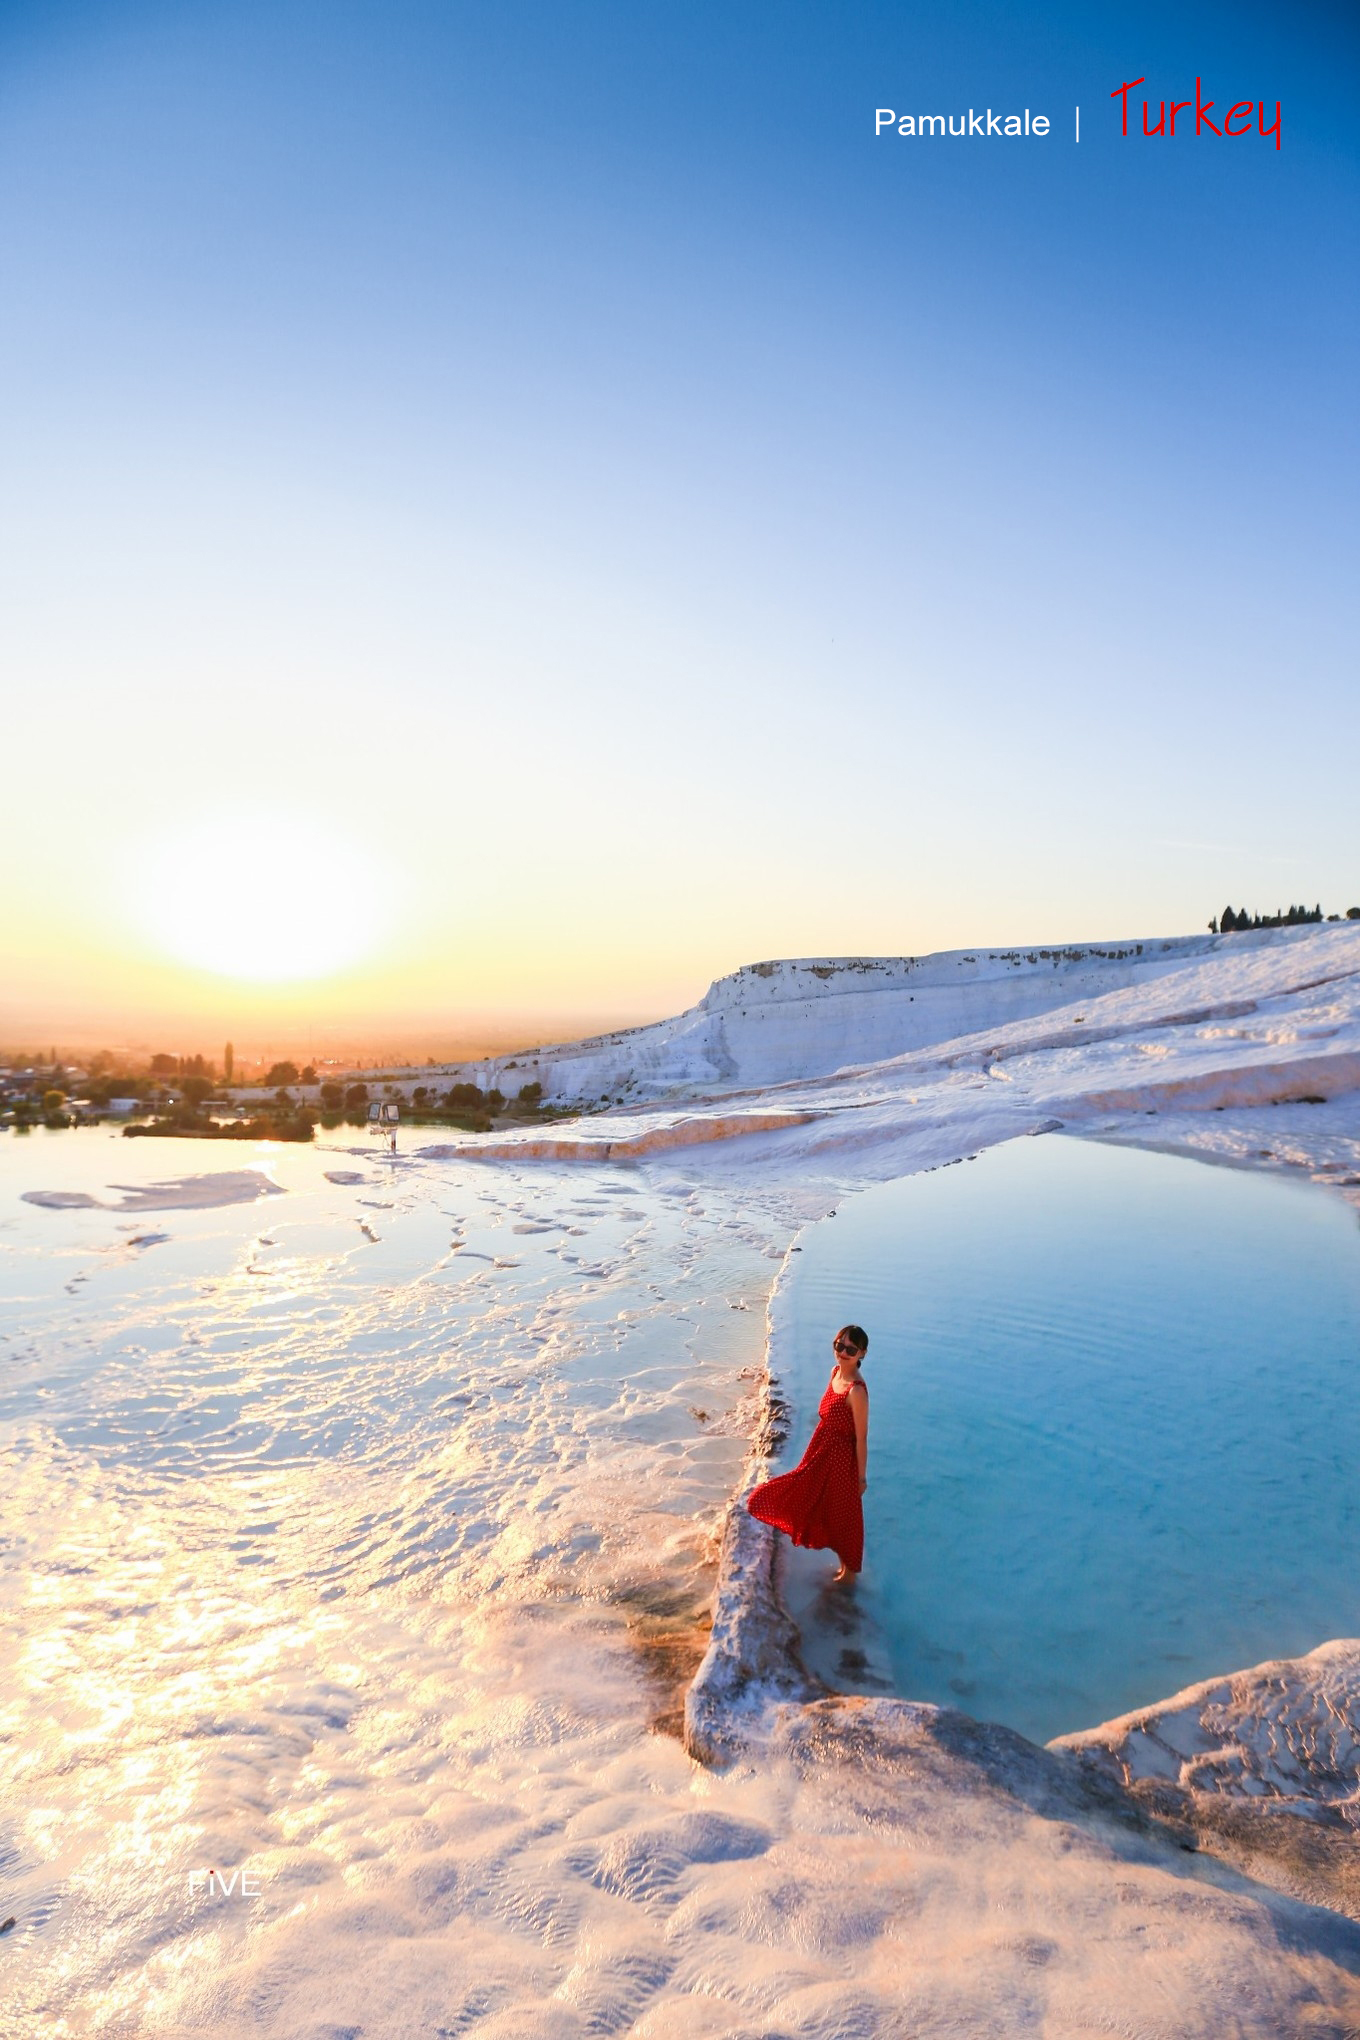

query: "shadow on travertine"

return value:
[1055, 1638, 1360, 1928]
[771, 1694, 1360, 1976]
[688, 1500, 1360, 1962]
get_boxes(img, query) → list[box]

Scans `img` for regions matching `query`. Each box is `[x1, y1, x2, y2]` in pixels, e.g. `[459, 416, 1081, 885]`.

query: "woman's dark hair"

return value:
[837, 1324, 868, 1356]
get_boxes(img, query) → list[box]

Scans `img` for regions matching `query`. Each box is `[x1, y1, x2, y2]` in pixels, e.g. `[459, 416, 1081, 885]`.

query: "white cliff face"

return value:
[462, 929, 1257, 1103]
[687, 937, 1217, 1089]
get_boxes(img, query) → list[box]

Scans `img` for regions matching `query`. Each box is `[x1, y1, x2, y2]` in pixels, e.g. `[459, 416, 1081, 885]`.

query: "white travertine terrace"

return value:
[449, 929, 1239, 1103]
[11, 920, 1360, 2035]
[428, 921, 1360, 1207]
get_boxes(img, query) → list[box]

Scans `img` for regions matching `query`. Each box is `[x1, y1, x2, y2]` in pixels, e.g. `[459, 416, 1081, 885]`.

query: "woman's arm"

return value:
[850, 1383, 869, 1495]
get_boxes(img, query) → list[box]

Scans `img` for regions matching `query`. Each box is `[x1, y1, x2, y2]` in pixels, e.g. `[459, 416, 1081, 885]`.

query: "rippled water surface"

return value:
[781, 1135, 1360, 1743]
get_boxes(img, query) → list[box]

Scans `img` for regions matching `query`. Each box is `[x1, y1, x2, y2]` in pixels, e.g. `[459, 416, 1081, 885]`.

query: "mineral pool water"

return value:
[779, 1134, 1360, 1745]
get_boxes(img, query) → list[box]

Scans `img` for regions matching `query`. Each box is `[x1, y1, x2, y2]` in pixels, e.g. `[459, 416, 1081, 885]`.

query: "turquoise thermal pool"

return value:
[778, 1135, 1360, 1745]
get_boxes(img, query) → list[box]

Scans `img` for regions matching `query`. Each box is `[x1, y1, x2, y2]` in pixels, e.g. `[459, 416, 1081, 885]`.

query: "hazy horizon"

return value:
[11, 903, 1355, 1069]
[0, 1010, 659, 1071]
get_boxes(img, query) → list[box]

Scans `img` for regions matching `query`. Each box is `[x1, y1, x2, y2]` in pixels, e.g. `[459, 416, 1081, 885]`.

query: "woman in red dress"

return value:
[748, 1325, 869, 1581]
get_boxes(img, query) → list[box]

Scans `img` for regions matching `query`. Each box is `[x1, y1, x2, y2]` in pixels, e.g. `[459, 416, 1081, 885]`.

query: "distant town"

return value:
[0, 1043, 574, 1142]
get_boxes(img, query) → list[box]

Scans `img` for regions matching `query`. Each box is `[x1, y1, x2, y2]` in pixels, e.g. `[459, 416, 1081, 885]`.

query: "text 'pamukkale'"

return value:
[875, 108, 1050, 138]
[1111, 77, 1281, 149]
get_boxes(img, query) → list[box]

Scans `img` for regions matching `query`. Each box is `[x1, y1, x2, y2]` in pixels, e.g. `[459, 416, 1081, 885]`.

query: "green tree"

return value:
[224, 1042, 234, 1082]
[265, 1060, 299, 1088]
[320, 1081, 344, 1109]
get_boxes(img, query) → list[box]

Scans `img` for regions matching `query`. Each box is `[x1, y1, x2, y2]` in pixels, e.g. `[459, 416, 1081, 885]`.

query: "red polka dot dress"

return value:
[748, 1372, 864, 1573]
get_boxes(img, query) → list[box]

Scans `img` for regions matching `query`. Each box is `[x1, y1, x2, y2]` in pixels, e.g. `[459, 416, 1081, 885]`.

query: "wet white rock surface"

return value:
[4, 921, 1360, 2033]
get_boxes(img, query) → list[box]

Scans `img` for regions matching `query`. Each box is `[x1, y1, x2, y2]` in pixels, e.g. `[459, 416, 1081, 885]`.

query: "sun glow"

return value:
[128, 812, 391, 983]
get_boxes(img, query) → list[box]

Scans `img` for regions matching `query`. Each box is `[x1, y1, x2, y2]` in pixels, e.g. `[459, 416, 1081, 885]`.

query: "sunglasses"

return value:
[833, 1338, 861, 1356]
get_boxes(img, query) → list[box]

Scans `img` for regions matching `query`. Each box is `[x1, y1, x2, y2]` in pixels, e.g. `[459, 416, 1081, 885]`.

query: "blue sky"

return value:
[1, 0, 1356, 1042]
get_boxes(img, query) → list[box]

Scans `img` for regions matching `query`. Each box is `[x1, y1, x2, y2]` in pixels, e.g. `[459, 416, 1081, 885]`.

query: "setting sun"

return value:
[127, 812, 389, 983]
